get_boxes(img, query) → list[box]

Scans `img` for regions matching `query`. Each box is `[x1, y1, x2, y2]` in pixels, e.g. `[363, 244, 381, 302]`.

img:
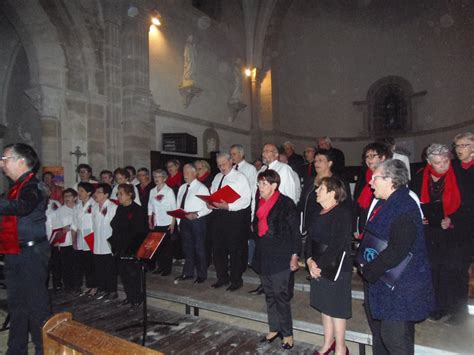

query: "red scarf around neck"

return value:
[357, 169, 373, 209]
[461, 159, 474, 170]
[256, 191, 280, 237]
[166, 171, 183, 189]
[197, 172, 210, 183]
[420, 164, 461, 217]
[0, 172, 35, 254]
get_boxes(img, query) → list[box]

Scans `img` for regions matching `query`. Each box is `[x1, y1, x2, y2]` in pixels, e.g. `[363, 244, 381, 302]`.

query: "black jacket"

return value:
[251, 194, 301, 275]
[0, 172, 48, 243]
[109, 202, 147, 256]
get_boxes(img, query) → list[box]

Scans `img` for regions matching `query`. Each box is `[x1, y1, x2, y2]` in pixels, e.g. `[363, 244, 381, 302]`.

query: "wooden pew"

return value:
[42, 312, 162, 355]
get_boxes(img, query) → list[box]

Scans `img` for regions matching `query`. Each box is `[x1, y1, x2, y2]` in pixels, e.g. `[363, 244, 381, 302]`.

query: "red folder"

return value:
[135, 232, 166, 260]
[197, 185, 240, 204]
[84, 232, 94, 253]
[167, 209, 194, 219]
[50, 227, 67, 245]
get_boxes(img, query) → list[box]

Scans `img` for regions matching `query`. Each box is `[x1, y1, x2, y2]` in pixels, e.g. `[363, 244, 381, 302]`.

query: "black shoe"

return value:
[248, 284, 264, 295]
[120, 299, 130, 306]
[259, 332, 282, 343]
[211, 281, 229, 289]
[103, 292, 118, 303]
[194, 277, 206, 284]
[281, 342, 294, 350]
[175, 275, 193, 281]
[130, 302, 142, 310]
[429, 310, 446, 321]
[161, 270, 171, 276]
[226, 282, 243, 291]
[96, 291, 108, 300]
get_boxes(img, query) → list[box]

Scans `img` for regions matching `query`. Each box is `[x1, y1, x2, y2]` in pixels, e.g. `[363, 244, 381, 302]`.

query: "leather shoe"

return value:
[174, 275, 193, 281]
[194, 277, 206, 284]
[248, 284, 264, 295]
[120, 299, 130, 306]
[429, 310, 446, 321]
[211, 281, 229, 288]
[281, 342, 294, 350]
[226, 282, 243, 291]
[313, 340, 335, 355]
[259, 332, 281, 343]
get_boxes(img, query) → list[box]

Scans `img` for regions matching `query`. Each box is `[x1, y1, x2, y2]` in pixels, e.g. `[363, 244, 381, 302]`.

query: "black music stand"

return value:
[116, 232, 178, 346]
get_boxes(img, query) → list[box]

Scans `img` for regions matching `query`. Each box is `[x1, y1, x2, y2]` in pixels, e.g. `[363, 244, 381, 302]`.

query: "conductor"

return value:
[0, 143, 50, 355]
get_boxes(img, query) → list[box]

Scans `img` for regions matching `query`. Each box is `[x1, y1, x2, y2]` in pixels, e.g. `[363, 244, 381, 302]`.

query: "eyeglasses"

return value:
[370, 175, 387, 182]
[365, 154, 380, 160]
[454, 143, 471, 149]
[1, 156, 19, 162]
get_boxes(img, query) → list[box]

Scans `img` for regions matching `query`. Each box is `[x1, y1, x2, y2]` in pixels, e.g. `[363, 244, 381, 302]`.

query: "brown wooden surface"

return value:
[43, 311, 162, 355]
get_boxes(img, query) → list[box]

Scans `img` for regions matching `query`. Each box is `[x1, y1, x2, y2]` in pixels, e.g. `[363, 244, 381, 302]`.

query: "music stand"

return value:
[116, 231, 178, 346]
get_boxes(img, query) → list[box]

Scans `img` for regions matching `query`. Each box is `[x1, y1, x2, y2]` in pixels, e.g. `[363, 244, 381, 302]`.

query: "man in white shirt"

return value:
[92, 183, 118, 302]
[230, 144, 257, 268]
[261, 143, 300, 204]
[175, 164, 212, 283]
[209, 153, 251, 291]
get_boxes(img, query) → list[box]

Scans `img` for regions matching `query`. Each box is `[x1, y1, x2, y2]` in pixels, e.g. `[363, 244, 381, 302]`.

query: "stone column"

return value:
[104, 4, 123, 169]
[121, 4, 154, 169]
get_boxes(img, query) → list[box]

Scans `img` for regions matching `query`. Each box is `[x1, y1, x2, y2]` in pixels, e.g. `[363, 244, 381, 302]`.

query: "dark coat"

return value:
[362, 187, 434, 321]
[252, 194, 301, 275]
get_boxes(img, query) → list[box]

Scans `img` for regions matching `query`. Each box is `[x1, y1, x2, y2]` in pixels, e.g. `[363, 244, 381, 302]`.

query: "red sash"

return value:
[0, 172, 35, 254]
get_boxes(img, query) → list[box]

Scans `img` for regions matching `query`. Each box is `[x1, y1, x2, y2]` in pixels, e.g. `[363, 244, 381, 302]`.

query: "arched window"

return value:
[367, 76, 413, 134]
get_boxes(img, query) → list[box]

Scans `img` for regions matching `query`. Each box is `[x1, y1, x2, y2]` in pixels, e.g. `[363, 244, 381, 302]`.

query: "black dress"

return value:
[306, 205, 352, 319]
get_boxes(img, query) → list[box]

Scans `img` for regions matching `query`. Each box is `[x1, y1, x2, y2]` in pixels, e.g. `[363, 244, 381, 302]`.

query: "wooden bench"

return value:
[42, 312, 162, 355]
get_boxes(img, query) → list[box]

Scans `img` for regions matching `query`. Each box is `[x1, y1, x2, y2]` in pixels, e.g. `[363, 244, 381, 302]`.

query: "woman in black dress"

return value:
[109, 183, 147, 309]
[306, 176, 352, 355]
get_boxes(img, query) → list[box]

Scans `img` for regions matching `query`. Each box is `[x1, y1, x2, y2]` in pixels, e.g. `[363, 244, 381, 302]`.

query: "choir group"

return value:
[43, 133, 473, 354]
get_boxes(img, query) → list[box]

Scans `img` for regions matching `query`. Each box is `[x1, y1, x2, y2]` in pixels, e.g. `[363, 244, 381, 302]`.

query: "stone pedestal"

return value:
[178, 83, 203, 108]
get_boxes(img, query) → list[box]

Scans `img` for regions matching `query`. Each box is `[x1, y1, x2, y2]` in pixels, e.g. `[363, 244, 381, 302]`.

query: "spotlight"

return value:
[245, 68, 252, 77]
[151, 17, 161, 26]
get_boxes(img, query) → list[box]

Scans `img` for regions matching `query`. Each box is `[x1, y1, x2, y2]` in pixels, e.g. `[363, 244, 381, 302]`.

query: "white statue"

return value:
[230, 58, 243, 102]
[182, 35, 197, 85]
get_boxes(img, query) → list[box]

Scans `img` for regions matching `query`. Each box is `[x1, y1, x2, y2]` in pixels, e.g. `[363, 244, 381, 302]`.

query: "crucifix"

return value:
[70, 146, 86, 182]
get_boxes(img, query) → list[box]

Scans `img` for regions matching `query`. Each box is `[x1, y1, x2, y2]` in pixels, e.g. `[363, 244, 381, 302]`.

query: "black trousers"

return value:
[74, 250, 96, 289]
[180, 217, 207, 279]
[59, 246, 76, 291]
[211, 209, 248, 285]
[431, 264, 470, 316]
[380, 320, 415, 355]
[154, 225, 173, 273]
[94, 254, 117, 293]
[49, 246, 62, 289]
[4, 241, 51, 355]
[117, 258, 142, 303]
[261, 268, 295, 337]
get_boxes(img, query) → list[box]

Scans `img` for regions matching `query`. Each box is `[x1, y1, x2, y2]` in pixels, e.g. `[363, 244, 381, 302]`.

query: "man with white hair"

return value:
[209, 153, 251, 291]
[282, 141, 305, 178]
[317, 136, 345, 176]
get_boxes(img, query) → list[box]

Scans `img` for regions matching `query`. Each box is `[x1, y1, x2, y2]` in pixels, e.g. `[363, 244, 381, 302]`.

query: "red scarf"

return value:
[420, 164, 461, 217]
[197, 172, 210, 183]
[0, 172, 35, 254]
[166, 171, 183, 189]
[461, 159, 474, 170]
[357, 169, 373, 209]
[256, 191, 280, 237]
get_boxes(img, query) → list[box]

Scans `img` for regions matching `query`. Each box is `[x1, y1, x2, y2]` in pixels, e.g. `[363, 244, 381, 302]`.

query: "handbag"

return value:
[356, 229, 412, 290]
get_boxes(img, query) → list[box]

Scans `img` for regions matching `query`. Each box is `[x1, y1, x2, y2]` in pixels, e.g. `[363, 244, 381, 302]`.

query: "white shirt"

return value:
[92, 199, 118, 255]
[111, 183, 141, 205]
[54, 204, 75, 247]
[176, 179, 212, 224]
[235, 160, 258, 218]
[393, 152, 411, 180]
[148, 184, 176, 226]
[210, 169, 251, 211]
[71, 199, 97, 251]
[46, 200, 62, 244]
[262, 160, 299, 204]
[130, 177, 139, 185]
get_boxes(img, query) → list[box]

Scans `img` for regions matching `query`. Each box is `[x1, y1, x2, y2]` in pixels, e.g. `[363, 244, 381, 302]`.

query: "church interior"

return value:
[0, 0, 473, 353]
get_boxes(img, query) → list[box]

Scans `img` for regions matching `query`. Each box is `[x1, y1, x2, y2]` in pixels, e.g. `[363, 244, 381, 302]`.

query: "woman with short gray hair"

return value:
[411, 142, 470, 324]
